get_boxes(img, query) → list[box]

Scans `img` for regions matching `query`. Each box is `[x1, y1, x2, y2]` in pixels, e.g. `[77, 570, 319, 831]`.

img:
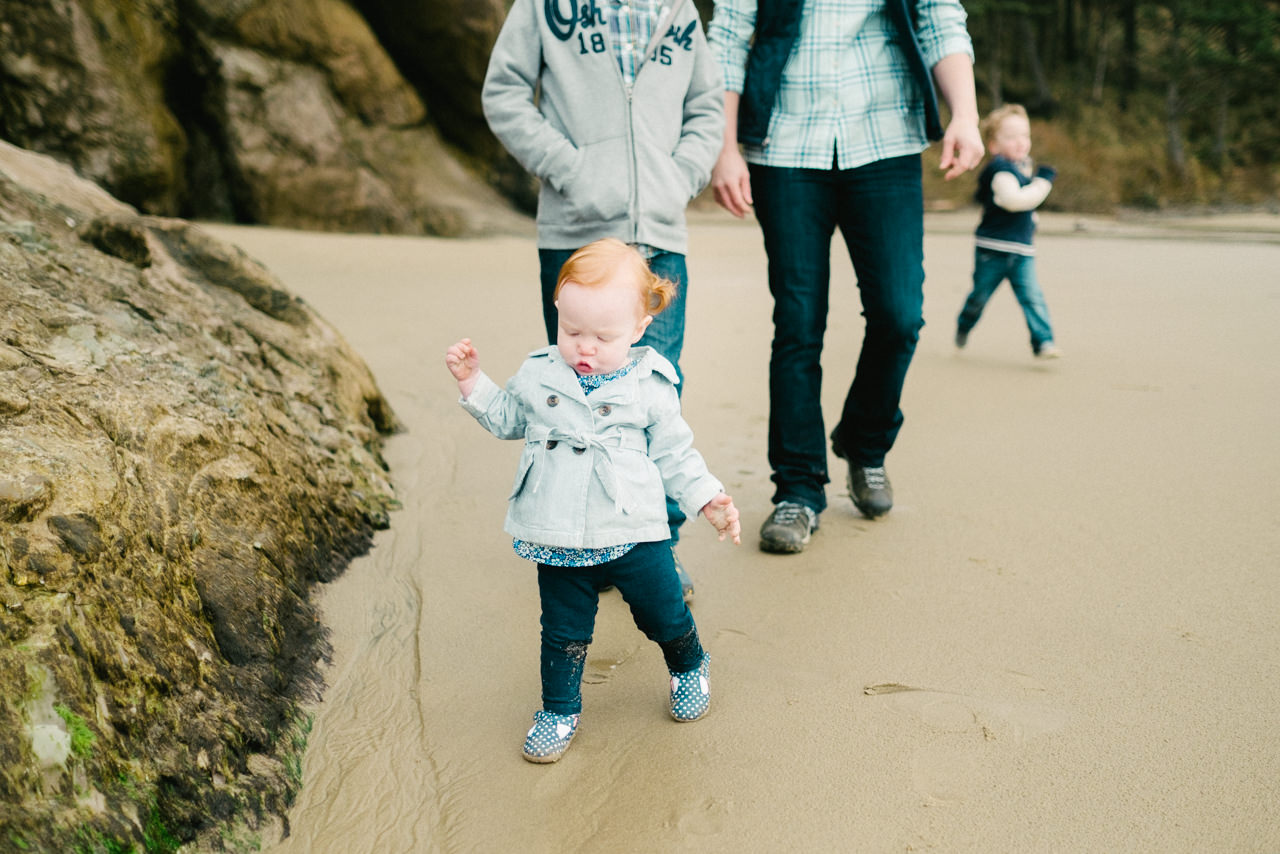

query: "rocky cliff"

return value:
[0, 0, 534, 237]
[0, 139, 399, 852]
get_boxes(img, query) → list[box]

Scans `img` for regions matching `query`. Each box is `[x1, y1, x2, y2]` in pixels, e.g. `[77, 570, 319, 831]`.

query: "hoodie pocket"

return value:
[557, 137, 630, 224]
[635, 142, 694, 228]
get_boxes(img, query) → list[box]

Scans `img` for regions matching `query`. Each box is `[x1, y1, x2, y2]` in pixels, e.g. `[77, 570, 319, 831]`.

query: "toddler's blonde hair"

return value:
[980, 103, 1029, 146]
[555, 237, 676, 315]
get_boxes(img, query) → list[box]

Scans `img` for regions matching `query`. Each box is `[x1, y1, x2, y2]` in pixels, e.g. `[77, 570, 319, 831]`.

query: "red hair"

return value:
[554, 238, 676, 315]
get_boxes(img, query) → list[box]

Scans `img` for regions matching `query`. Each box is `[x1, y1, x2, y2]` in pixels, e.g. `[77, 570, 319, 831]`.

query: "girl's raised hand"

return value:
[445, 338, 480, 397]
[701, 493, 741, 545]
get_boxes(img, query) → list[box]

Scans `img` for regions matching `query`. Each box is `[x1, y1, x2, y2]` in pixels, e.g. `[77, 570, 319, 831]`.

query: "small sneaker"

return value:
[848, 465, 893, 519]
[522, 710, 579, 763]
[1035, 342, 1062, 359]
[669, 654, 710, 722]
[955, 328, 969, 348]
[671, 546, 694, 602]
[759, 501, 819, 554]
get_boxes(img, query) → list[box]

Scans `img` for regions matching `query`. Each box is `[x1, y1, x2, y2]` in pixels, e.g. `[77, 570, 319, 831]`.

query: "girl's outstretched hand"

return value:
[701, 493, 741, 545]
[445, 338, 480, 398]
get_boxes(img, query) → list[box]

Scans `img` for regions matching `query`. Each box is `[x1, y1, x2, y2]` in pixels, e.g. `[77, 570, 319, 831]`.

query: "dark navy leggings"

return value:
[537, 540, 703, 715]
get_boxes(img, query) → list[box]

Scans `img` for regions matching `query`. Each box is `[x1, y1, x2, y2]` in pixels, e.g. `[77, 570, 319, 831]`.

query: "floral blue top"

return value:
[513, 360, 640, 567]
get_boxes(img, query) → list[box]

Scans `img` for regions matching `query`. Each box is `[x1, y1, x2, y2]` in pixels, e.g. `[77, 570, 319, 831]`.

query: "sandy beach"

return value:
[204, 209, 1280, 853]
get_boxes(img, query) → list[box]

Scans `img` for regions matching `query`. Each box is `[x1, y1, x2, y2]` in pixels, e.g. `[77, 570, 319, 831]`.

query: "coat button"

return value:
[545, 440, 558, 449]
[597, 404, 611, 416]
[572, 447, 586, 455]
[546, 394, 559, 407]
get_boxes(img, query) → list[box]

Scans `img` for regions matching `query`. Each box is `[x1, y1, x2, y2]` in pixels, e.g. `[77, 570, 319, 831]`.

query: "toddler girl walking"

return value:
[445, 238, 740, 763]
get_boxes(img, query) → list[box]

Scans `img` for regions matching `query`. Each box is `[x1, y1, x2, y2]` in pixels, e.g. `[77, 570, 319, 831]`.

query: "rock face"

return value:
[0, 139, 399, 851]
[0, 0, 535, 237]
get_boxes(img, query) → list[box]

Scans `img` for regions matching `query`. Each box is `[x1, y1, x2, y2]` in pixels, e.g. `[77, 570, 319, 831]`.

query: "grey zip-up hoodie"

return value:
[482, 0, 724, 254]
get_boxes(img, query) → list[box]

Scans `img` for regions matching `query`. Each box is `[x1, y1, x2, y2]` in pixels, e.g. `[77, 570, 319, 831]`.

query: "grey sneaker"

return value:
[955, 328, 969, 348]
[848, 465, 893, 519]
[1035, 342, 1062, 359]
[831, 430, 893, 519]
[759, 501, 819, 554]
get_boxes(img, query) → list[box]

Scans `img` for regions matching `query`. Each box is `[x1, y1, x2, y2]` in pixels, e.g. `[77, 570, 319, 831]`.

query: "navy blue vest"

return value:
[738, 0, 943, 146]
[975, 157, 1037, 249]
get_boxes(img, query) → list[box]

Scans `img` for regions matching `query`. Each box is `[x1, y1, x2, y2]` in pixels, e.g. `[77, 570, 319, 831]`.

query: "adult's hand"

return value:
[711, 145, 753, 218]
[938, 117, 984, 181]
[711, 90, 753, 218]
[932, 53, 984, 181]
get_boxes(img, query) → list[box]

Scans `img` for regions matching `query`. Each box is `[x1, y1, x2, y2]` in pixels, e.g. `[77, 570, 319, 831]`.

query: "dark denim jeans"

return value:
[750, 154, 926, 514]
[537, 541, 702, 715]
[958, 247, 1055, 351]
[539, 248, 689, 540]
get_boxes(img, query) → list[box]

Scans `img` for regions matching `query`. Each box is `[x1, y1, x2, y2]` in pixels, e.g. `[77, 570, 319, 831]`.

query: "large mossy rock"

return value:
[0, 139, 399, 851]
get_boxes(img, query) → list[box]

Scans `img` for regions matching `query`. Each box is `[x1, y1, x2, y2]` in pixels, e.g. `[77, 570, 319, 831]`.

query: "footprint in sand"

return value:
[865, 674, 1069, 803]
[865, 674, 1067, 745]
[582, 657, 622, 685]
[671, 796, 733, 836]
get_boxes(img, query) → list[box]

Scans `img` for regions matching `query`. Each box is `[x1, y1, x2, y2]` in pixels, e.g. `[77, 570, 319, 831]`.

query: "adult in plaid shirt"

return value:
[708, 0, 984, 554]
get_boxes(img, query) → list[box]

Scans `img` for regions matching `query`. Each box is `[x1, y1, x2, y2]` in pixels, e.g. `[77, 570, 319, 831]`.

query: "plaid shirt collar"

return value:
[606, 0, 668, 90]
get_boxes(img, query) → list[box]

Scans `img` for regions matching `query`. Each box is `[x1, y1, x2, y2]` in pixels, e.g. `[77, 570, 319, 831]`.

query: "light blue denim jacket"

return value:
[460, 346, 724, 549]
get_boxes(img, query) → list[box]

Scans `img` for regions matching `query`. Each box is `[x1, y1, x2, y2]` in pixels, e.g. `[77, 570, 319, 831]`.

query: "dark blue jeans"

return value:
[539, 248, 689, 540]
[958, 247, 1055, 351]
[750, 154, 926, 514]
[537, 541, 703, 715]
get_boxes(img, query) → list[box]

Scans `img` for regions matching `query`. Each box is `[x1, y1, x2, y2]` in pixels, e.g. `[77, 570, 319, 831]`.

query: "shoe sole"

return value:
[523, 734, 574, 763]
[837, 440, 892, 518]
[759, 537, 808, 554]
[671, 707, 708, 723]
[849, 486, 890, 522]
[853, 502, 890, 520]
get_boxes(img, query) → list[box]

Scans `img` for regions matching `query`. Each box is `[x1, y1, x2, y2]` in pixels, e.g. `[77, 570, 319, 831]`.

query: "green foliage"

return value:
[142, 801, 181, 854]
[54, 703, 96, 759]
[63, 779, 182, 854]
[219, 827, 263, 852]
[73, 826, 138, 854]
[283, 711, 314, 791]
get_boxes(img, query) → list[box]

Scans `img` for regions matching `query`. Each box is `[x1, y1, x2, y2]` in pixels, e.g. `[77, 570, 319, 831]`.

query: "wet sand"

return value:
[205, 210, 1280, 853]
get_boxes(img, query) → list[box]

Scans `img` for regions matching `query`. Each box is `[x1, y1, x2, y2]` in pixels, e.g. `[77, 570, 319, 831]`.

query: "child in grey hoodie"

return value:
[482, 0, 724, 597]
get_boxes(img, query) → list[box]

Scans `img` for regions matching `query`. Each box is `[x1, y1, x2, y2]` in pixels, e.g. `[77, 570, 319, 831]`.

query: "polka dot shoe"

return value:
[521, 710, 579, 763]
[669, 653, 710, 722]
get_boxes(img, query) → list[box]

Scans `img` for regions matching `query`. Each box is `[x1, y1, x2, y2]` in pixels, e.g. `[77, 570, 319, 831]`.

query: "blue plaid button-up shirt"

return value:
[708, 0, 973, 171]
[607, 0, 668, 90]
